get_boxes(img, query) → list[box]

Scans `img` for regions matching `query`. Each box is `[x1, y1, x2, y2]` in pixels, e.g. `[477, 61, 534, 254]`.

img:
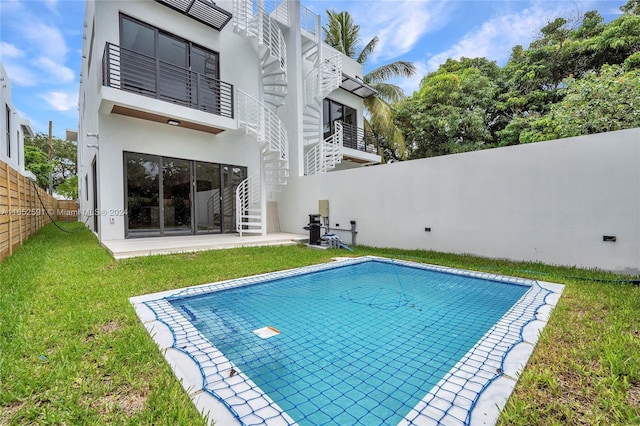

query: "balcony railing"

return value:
[339, 121, 379, 154]
[102, 42, 234, 119]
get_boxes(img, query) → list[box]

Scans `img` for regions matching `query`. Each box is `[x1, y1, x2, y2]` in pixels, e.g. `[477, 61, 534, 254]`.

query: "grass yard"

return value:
[1, 224, 639, 425]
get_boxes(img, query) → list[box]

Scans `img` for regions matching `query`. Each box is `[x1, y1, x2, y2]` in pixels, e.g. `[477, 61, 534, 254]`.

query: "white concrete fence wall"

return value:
[276, 128, 640, 274]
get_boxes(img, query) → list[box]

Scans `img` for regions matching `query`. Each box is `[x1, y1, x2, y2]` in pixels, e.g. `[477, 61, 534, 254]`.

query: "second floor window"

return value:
[323, 99, 356, 140]
[119, 14, 219, 104]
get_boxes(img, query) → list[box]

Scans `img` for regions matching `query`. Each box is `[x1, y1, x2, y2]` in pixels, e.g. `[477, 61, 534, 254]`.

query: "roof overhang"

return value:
[340, 73, 378, 98]
[155, 0, 232, 31]
[20, 119, 35, 138]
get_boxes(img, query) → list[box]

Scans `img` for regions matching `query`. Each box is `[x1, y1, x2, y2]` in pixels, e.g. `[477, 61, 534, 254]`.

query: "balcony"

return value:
[101, 42, 235, 133]
[340, 121, 379, 154]
[337, 121, 381, 166]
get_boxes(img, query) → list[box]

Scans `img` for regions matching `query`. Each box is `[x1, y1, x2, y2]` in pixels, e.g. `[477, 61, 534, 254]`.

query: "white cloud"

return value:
[314, 0, 450, 63]
[424, 1, 572, 72]
[355, 1, 450, 62]
[40, 91, 78, 111]
[3, 62, 38, 87]
[21, 22, 69, 60]
[0, 42, 24, 59]
[33, 57, 75, 83]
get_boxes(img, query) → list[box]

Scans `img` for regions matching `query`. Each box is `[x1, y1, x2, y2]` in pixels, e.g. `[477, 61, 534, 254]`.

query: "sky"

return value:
[0, 0, 627, 140]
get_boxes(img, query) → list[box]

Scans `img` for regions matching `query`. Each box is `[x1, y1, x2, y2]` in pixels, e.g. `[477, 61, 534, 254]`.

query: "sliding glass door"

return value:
[162, 158, 192, 235]
[126, 153, 161, 235]
[125, 153, 246, 238]
[194, 162, 221, 233]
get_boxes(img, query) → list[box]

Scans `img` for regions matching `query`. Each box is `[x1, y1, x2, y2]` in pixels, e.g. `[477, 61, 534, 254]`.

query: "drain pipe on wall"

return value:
[330, 220, 357, 247]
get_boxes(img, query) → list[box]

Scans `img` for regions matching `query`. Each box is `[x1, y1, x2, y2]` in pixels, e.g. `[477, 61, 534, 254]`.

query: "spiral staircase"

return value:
[301, 17, 343, 175]
[233, 0, 290, 235]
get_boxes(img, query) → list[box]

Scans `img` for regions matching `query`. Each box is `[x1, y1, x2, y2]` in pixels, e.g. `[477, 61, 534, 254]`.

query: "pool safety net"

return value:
[142, 257, 552, 425]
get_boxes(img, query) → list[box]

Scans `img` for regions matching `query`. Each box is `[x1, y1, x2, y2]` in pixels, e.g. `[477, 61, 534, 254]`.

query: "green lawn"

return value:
[1, 224, 638, 425]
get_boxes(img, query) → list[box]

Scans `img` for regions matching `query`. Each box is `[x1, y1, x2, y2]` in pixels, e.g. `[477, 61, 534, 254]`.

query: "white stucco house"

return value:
[0, 62, 36, 180]
[77, 0, 380, 241]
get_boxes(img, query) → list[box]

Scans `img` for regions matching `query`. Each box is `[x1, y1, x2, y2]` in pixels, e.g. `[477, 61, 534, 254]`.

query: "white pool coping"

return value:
[130, 256, 564, 425]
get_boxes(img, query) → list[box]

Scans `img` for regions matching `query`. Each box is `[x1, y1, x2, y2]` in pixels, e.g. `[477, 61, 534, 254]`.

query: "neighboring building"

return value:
[77, 0, 380, 241]
[0, 62, 36, 180]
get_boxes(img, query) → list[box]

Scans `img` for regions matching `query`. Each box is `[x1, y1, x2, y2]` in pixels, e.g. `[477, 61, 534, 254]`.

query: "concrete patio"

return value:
[102, 233, 308, 260]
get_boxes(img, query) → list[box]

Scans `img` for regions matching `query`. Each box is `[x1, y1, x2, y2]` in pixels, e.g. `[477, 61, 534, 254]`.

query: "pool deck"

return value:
[102, 232, 308, 259]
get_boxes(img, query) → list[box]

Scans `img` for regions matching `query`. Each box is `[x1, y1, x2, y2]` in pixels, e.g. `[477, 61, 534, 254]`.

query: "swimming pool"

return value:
[131, 256, 563, 425]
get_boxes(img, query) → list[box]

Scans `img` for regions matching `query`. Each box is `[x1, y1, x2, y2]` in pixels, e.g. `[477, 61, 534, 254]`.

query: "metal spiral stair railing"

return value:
[304, 121, 343, 177]
[233, 0, 288, 109]
[236, 90, 289, 235]
[232, 0, 289, 235]
[301, 10, 343, 175]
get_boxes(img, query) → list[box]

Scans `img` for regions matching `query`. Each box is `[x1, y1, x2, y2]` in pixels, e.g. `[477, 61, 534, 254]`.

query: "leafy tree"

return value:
[23, 144, 53, 189]
[323, 10, 415, 161]
[24, 133, 77, 195]
[496, 0, 640, 145]
[519, 65, 640, 142]
[595, 11, 640, 67]
[56, 175, 78, 200]
[395, 58, 502, 158]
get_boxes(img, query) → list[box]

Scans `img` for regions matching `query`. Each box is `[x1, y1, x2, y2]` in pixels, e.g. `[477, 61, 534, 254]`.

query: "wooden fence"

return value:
[0, 160, 78, 262]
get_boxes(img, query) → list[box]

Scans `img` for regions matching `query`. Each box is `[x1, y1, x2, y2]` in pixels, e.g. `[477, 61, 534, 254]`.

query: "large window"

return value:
[323, 99, 356, 140]
[124, 152, 246, 238]
[119, 14, 220, 106]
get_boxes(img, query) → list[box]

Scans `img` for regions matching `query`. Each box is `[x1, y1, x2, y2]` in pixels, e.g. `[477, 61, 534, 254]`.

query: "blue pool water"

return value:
[168, 259, 529, 425]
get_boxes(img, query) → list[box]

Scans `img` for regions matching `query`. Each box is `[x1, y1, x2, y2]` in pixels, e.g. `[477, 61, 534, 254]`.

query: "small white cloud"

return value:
[0, 42, 25, 59]
[21, 22, 69, 60]
[33, 57, 75, 83]
[40, 91, 78, 111]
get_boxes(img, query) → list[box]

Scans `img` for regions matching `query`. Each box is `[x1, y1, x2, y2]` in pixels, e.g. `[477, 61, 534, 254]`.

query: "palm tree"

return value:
[323, 10, 415, 160]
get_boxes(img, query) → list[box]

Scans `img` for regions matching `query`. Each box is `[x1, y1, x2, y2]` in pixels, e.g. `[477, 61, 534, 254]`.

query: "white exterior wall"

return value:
[95, 115, 260, 241]
[277, 128, 640, 273]
[79, 0, 263, 240]
[0, 62, 31, 177]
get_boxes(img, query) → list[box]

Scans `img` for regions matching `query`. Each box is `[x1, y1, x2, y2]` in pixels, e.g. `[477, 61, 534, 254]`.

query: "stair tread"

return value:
[241, 215, 262, 220]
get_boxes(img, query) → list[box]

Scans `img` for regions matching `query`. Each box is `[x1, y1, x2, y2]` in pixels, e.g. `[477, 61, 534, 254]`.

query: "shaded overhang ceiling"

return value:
[155, 0, 232, 31]
[340, 73, 378, 98]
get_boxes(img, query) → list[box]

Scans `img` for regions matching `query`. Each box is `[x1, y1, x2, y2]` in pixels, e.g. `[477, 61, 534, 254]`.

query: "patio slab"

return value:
[102, 233, 308, 259]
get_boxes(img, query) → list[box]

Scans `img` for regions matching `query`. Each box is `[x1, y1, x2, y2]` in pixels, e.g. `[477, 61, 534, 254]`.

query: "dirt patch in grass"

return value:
[98, 320, 121, 335]
[628, 381, 640, 406]
[1, 400, 25, 424]
[90, 386, 148, 416]
[85, 320, 122, 344]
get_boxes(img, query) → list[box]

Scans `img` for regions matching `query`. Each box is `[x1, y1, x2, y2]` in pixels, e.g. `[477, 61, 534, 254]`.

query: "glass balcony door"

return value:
[119, 14, 220, 110]
[120, 16, 156, 96]
[323, 98, 356, 141]
[158, 34, 189, 106]
[190, 45, 220, 113]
